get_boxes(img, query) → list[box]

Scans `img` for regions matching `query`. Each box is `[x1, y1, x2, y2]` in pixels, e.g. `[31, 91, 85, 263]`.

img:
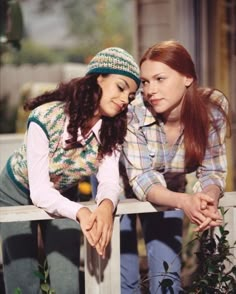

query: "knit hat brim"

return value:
[86, 47, 140, 87]
[87, 67, 140, 87]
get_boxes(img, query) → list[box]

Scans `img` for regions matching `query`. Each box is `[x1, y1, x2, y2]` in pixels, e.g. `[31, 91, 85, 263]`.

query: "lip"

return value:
[149, 98, 164, 105]
[113, 102, 124, 112]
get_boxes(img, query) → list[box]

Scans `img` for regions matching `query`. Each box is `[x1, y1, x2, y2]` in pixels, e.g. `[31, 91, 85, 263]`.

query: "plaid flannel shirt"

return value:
[121, 89, 228, 201]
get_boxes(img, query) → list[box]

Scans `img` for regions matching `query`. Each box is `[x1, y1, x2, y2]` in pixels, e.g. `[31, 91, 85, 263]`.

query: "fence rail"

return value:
[0, 195, 235, 294]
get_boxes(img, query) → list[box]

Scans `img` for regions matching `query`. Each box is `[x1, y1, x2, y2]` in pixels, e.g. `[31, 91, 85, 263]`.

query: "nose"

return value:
[119, 92, 129, 104]
[147, 81, 158, 95]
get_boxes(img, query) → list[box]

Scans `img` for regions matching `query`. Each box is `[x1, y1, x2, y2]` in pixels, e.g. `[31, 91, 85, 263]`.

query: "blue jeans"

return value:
[120, 210, 184, 294]
[90, 175, 184, 293]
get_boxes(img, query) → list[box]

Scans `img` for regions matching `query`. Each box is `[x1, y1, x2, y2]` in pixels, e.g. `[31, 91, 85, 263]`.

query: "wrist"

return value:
[98, 199, 114, 213]
[203, 185, 221, 202]
[76, 207, 90, 222]
[176, 193, 187, 210]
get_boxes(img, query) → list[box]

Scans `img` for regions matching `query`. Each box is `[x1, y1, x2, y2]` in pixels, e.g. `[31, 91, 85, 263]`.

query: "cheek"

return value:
[171, 80, 186, 96]
[143, 85, 150, 96]
[99, 98, 108, 110]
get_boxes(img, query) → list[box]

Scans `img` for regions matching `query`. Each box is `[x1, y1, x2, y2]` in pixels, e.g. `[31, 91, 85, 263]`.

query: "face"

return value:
[96, 74, 137, 117]
[140, 60, 193, 119]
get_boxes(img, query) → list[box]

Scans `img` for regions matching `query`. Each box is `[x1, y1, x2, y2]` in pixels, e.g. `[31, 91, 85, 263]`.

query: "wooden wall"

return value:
[134, 0, 196, 60]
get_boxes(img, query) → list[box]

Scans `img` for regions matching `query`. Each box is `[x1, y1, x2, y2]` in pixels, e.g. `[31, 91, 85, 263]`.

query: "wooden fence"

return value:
[0, 196, 235, 294]
[0, 134, 235, 294]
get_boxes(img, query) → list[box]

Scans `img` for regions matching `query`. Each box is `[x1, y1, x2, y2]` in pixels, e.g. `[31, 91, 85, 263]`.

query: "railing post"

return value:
[84, 215, 121, 294]
[223, 206, 236, 270]
[217, 193, 236, 270]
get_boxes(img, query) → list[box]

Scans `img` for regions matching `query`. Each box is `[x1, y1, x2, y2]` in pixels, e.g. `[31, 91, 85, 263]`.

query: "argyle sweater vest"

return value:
[7, 101, 100, 194]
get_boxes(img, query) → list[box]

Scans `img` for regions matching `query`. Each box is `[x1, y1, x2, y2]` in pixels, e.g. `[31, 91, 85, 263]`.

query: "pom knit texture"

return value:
[87, 47, 140, 86]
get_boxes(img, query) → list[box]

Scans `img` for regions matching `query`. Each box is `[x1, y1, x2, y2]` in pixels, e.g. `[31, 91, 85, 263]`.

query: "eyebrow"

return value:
[120, 79, 129, 88]
[140, 72, 166, 81]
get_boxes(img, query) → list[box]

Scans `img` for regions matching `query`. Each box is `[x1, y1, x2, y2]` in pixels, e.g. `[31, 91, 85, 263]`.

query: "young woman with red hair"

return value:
[120, 40, 230, 293]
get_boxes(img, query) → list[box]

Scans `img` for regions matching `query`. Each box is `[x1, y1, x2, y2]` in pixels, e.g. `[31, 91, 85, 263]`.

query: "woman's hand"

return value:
[76, 207, 99, 247]
[180, 192, 222, 231]
[77, 199, 114, 258]
[76, 207, 98, 247]
[197, 192, 222, 231]
[86, 199, 114, 258]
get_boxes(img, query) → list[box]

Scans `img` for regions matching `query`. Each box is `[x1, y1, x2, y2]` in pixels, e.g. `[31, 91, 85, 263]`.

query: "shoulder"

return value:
[209, 89, 229, 113]
[29, 101, 65, 121]
[27, 102, 65, 138]
[31, 101, 64, 115]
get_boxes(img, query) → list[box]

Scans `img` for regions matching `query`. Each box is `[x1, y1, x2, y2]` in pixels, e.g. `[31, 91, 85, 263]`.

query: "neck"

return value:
[82, 116, 100, 137]
[161, 90, 186, 126]
[161, 109, 181, 127]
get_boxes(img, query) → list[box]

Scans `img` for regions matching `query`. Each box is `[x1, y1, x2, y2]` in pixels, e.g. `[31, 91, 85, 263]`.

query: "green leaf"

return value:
[44, 269, 49, 280]
[163, 261, 169, 272]
[14, 288, 22, 294]
[232, 266, 236, 275]
[6, 0, 24, 41]
[160, 278, 174, 287]
[200, 279, 209, 285]
[41, 283, 50, 292]
[34, 270, 45, 280]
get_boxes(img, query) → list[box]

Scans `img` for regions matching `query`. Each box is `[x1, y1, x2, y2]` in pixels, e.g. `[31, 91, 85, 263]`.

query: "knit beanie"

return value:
[86, 47, 140, 87]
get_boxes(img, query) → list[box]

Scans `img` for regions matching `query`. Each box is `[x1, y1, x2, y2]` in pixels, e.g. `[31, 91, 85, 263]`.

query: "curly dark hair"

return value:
[24, 74, 128, 159]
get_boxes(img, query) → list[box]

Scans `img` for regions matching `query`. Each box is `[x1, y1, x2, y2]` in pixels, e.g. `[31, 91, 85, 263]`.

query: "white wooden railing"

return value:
[0, 195, 235, 294]
[0, 134, 236, 294]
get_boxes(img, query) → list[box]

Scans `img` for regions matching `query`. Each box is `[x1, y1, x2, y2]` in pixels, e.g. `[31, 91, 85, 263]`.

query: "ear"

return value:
[97, 74, 104, 84]
[184, 76, 193, 87]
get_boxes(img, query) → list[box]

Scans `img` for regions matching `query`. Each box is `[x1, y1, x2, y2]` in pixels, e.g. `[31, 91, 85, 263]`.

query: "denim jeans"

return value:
[90, 175, 184, 294]
[120, 210, 184, 294]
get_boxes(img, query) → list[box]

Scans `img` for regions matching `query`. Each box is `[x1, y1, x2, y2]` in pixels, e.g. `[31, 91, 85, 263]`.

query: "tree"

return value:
[33, 0, 134, 56]
[0, 0, 24, 50]
[1, 0, 134, 65]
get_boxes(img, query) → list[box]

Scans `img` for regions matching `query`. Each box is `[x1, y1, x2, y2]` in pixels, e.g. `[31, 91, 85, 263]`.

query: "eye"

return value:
[156, 76, 165, 81]
[141, 80, 148, 86]
[118, 85, 124, 92]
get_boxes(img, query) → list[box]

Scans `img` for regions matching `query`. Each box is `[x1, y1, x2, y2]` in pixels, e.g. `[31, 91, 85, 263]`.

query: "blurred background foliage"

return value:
[0, 0, 134, 65]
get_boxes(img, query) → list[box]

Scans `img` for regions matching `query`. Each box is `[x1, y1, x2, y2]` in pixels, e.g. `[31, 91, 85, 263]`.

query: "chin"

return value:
[152, 106, 165, 113]
[102, 112, 116, 118]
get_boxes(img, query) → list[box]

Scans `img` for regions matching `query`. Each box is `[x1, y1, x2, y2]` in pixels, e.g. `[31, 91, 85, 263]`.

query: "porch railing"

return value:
[0, 194, 235, 294]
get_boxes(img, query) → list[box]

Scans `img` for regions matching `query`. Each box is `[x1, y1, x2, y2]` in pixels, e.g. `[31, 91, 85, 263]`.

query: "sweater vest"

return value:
[7, 101, 100, 194]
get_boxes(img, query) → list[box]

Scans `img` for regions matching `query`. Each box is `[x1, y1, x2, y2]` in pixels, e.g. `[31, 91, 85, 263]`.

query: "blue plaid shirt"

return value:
[121, 90, 228, 201]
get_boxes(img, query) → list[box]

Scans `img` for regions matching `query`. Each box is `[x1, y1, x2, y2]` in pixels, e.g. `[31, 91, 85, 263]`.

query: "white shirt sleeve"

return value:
[27, 122, 83, 221]
[95, 150, 120, 211]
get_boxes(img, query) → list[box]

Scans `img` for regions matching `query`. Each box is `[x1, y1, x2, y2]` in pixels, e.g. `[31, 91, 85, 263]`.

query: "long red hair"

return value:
[140, 40, 230, 169]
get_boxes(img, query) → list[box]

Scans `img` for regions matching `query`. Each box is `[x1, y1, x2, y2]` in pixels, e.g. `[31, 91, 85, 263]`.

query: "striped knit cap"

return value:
[86, 47, 140, 86]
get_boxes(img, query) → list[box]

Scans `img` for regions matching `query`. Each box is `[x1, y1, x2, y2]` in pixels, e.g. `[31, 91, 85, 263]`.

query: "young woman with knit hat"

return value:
[0, 47, 140, 294]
